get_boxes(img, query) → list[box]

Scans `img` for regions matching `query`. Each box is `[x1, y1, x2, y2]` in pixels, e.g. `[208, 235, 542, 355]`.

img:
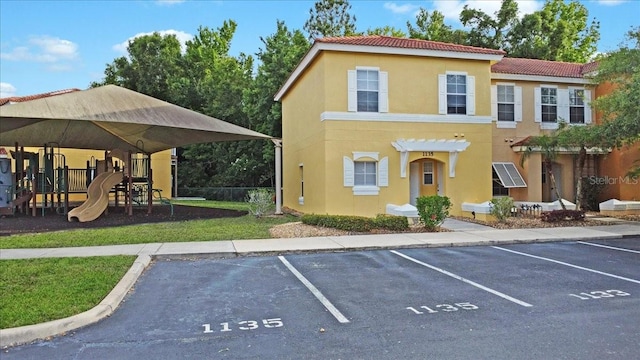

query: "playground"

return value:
[0, 204, 245, 236]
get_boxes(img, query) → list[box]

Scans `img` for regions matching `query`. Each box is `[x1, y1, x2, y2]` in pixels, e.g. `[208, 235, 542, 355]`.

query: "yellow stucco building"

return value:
[275, 35, 638, 218]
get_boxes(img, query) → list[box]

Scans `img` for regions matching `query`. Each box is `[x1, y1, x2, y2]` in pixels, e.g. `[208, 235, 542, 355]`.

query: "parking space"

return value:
[4, 238, 639, 359]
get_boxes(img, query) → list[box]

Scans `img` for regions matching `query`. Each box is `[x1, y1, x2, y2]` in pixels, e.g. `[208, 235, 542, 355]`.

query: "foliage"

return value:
[460, 0, 518, 49]
[366, 26, 406, 37]
[490, 197, 514, 222]
[508, 0, 600, 62]
[579, 177, 605, 212]
[304, 0, 358, 41]
[246, 188, 275, 218]
[592, 27, 640, 149]
[540, 209, 585, 222]
[0, 256, 135, 329]
[416, 195, 451, 231]
[301, 213, 408, 232]
[406, 9, 466, 43]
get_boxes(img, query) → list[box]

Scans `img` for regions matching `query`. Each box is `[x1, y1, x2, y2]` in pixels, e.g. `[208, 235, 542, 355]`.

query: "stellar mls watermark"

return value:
[589, 175, 639, 185]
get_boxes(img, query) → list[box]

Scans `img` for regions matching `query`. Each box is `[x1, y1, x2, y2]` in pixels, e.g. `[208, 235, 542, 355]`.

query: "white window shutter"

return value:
[466, 75, 475, 115]
[438, 74, 447, 114]
[490, 85, 497, 121]
[343, 156, 354, 187]
[584, 89, 592, 124]
[558, 89, 569, 123]
[534, 87, 542, 123]
[515, 86, 523, 122]
[347, 70, 357, 112]
[378, 157, 388, 187]
[378, 71, 388, 113]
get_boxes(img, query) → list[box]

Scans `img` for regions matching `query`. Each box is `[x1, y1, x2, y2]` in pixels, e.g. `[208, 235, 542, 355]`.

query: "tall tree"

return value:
[507, 0, 600, 62]
[591, 27, 640, 179]
[303, 0, 358, 41]
[242, 21, 310, 186]
[459, 0, 519, 49]
[366, 26, 406, 37]
[406, 8, 466, 43]
[92, 32, 184, 103]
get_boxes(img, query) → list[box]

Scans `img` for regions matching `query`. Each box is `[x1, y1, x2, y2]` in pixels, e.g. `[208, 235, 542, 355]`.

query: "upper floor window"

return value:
[497, 85, 515, 121]
[348, 68, 388, 113]
[447, 74, 467, 114]
[569, 89, 585, 124]
[541, 87, 557, 122]
[439, 73, 475, 116]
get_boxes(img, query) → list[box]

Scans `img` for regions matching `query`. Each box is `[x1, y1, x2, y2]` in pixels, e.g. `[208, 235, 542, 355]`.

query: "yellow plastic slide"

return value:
[67, 171, 124, 222]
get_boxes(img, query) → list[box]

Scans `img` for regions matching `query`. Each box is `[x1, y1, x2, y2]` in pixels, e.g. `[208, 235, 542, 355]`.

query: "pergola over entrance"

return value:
[0, 85, 279, 216]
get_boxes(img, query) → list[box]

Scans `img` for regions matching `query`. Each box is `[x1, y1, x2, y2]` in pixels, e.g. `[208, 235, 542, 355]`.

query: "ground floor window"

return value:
[492, 168, 510, 196]
[355, 161, 377, 186]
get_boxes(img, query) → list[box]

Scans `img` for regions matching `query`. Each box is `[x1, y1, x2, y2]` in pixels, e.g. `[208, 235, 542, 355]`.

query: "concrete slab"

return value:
[465, 229, 556, 242]
[155, 241, 235, 255]
[330, 233, 424, 249]
[43, 244, 147, 258]
[530, 226, 625, 240]
[232, 237, 344, 254]
[584, 224, 640, 236]
[0, 249, 53, 260]
[404, 231, 494, 245]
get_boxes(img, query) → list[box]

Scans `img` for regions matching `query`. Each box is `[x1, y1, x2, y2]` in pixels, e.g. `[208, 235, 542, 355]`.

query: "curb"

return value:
[0, 255, 151, 348]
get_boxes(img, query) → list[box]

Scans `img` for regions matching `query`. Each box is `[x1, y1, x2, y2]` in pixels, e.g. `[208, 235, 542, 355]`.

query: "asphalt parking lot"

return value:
[4, 238, 639, 359]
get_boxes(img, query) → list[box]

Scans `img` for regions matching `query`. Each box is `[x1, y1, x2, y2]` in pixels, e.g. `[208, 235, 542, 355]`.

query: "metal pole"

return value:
[272, 139, 283, 215]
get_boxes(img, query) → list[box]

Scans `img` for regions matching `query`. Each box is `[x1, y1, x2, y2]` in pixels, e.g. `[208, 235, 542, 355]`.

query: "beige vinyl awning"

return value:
[0, 85, 271, 154]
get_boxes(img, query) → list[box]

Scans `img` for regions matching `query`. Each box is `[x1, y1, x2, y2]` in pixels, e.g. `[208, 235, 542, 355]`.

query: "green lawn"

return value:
[0, 256, 136, 329]
[0, 200, 298, 249]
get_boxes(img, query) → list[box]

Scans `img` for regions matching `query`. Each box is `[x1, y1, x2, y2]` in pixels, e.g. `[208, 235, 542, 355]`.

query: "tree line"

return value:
[91, 0, 638, 200]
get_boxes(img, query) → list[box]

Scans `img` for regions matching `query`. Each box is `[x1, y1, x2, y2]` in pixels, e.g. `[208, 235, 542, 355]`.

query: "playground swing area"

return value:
[0, 143, 173, 223]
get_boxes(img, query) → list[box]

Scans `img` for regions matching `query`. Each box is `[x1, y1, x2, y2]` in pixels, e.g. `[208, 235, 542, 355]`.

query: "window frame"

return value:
[497, 84, 515, 122]
[540, 86, 558, 123]
[569, 88, 585, 124]
[423, 160, 434, 185]
[446, 74, 467, 115]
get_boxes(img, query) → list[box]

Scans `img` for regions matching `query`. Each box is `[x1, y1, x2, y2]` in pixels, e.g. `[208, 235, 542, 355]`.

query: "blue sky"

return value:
[1, 0, 638, 98]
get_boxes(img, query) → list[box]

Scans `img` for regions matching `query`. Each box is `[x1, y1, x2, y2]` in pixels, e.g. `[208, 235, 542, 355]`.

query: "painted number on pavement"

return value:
[569, 290, 630, 300]
[406, 302, 479, 315]
[202, 318, 283, 333]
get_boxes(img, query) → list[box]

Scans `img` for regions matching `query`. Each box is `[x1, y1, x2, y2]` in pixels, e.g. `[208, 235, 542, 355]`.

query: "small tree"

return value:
[416, 195, 451, 231]
[246, 188, 274, 218]
[490, 197, 514, 222]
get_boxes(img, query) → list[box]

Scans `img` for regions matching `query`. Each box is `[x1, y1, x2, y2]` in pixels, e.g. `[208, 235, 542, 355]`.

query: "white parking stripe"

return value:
[492, 246, 640, 284]
[576, 241, 640, 254]
[278, 256, 350, 324]
[390, 250, 533, 307]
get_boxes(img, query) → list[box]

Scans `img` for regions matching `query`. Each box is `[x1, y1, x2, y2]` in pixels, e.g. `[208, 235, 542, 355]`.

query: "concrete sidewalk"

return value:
[1, 220, 638, 348]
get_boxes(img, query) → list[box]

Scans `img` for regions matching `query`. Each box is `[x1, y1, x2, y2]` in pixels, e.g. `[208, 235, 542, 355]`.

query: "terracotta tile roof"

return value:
[316, 35, 506, 56]
[492, 58, 597, 78]
[0, 88, 81, 106]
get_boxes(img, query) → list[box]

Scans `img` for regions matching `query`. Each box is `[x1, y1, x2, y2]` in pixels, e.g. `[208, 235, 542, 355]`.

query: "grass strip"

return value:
[0, 256, 136, 329]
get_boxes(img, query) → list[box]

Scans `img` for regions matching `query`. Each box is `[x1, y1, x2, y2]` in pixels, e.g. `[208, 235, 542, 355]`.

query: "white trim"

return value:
[466, 75, 475, 115]
[379, 71, 389, 113]
[392, 138, 470, 152]
[275, 42, 503, 101]
[514, 86, 522, 122]
[343, 156, 354, 187]
[347, 70, 357, 112]
[438, 74, 447, 115]
[353, 185, 380, 196]
[353, 151, 379, 161]
[321, 111, 492, 124]
[355, 65, 380, 71]
[496, 121, 517, 129]
[584, 89, 592, 124]
[491, 73, 590, 85]
[558, 88, 569, 123]
[511, 146, 610, 155]
[490, 85, 497, 121]
[378, 157, 389, 186]
[534, 87, 541, 122]
[540, 122, 560, 130]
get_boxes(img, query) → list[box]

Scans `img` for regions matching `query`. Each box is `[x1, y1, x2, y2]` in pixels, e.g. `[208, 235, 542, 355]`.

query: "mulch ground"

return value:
[0, 205, 247, 236]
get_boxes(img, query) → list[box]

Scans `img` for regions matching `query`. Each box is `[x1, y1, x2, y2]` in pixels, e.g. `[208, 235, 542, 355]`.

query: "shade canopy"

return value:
[0, 85, 271, 154]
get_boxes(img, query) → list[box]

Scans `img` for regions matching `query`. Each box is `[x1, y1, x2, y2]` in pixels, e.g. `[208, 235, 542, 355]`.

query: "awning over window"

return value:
[492, 162, 527, 188]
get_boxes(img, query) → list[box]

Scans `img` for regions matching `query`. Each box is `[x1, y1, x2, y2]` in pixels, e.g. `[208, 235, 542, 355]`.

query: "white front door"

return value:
[410, 162, 420, 205]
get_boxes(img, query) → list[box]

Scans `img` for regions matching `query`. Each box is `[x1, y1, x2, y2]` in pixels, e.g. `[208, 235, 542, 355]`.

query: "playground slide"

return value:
[67, 172, 123, 222]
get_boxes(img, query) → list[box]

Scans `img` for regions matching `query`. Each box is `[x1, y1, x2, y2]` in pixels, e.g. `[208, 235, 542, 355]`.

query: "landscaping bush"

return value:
[490, 197, 514, 223]
[301, 213, 408, 232]
[246, 188, 274, 218]
[540, 209, 585, 222]
[374, 214, 409, 231]
[416, 195, 451, 231]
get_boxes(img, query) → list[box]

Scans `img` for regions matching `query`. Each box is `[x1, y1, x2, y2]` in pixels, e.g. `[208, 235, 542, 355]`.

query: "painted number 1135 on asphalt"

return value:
[202, 318, 284, 333]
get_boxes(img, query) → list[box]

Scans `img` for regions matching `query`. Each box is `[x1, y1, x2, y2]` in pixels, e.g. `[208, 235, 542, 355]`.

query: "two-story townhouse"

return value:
[275, 36, 505, 217]
[489, 58, 599, 204]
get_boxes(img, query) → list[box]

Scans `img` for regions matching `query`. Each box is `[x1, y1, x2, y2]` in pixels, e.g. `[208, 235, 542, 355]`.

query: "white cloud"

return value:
[112, 30, 193, 54]
[0, 36, 78, 63]
[156, 0, 186, 5]
[596, 0, 626, 6]
[0, 82, 17, 98]
[383, 2, 420, 14]
[432, 0, 543, 23]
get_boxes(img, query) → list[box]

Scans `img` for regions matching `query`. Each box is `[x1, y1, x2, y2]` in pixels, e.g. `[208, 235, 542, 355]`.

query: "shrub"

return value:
[490, 197, 514, 223]
[246, 188, 274, 218]
[301, 213, 408, 232]
[580, 177, 605, 211]
[540, 210, 585, 222]
[416, 195, 451, 231]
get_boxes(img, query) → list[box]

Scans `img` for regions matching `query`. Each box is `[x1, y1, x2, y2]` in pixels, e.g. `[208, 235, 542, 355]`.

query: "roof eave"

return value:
[492, 73, 591, 84]
[275, 42, 504, 102]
